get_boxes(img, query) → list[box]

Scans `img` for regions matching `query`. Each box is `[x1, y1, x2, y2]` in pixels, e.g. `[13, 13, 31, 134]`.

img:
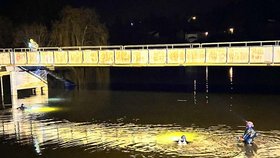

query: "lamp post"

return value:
[229, 27, 234, 34]
[187, 16, 197, 22]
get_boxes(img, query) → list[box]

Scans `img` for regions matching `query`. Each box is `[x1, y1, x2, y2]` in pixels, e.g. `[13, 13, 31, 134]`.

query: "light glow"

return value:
[156, 131, 197, 144]
[25, 105, 61, 113]
[229, 28, 234, 34]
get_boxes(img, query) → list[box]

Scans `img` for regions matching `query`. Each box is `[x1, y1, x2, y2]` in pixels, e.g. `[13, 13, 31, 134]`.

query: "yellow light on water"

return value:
[26, 106, 61, 113]
[156, 131, 197, 144]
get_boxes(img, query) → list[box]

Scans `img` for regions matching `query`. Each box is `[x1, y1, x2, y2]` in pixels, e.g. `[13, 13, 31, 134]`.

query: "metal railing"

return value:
[1, 40, 279, 52]
[0, 40, 280, 66]
[18, 66, 47, 84]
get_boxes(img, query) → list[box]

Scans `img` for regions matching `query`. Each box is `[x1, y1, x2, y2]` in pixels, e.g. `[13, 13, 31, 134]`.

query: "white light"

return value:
[229, 67, 233, 82]
[28, 39, 39, 51]
[229, 28, 234, 34]
[205, 32, 209, 36]
[187, 16, 197, 22]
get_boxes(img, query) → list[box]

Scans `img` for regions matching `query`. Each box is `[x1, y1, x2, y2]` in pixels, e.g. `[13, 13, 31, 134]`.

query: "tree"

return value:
[50, 6, 109, 46]
[13, 23, 49, 47]
[50, 6, 110, 90]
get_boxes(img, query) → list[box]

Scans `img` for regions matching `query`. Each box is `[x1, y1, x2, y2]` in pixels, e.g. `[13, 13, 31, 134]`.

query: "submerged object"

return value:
[17, 104, 26, 110]
[178, 135, 188, 145]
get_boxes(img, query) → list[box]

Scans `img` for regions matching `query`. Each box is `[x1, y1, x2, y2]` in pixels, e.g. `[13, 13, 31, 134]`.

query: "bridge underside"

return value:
[0, 66, 48, 108]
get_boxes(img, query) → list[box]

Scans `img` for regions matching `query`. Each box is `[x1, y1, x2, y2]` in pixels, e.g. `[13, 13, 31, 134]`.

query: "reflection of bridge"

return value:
[1, 108, 280, 157]
[0, 108, 247, 157]
[1, 40, 280, 67]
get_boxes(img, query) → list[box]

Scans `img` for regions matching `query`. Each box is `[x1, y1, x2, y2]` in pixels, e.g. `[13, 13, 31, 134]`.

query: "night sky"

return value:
[1, 0, 280, 44]
[0, 0, 232, 21]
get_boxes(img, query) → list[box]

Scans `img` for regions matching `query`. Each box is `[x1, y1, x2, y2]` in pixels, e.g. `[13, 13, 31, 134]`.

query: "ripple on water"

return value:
[0, 111, 280, 157]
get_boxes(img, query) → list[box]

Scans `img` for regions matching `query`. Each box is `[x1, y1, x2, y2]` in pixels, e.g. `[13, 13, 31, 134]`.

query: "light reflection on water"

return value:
[2, 65, 280, 157]
[0, 107, 280, 157]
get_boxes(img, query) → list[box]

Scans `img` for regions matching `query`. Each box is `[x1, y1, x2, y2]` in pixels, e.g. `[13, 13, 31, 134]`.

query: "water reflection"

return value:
[2, 66, 280, 157]
[1, 107, 280, 157]
[12, 93, 49, 109]
[205, 66, 209, 104]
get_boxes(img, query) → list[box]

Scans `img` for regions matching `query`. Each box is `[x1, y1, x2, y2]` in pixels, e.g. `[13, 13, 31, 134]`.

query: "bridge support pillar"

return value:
[0, 76, 4, 109]
[10, 71, 18, 108]
[10, 71, 18, 96]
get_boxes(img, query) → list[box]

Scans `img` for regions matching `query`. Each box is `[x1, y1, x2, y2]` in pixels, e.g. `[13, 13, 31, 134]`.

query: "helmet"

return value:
[246, 121, 254, 128]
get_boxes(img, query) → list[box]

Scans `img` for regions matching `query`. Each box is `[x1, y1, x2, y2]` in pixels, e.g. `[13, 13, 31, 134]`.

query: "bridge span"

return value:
[1, 40, 280, 108]
[1, 40, 280, 67]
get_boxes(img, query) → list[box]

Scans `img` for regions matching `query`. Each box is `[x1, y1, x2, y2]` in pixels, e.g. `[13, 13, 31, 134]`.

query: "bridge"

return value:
[1, 40, 280, 67]
[1, 40, 280, 108]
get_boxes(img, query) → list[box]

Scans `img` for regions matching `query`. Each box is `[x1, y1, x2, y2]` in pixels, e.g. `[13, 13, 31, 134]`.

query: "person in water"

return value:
[240, 121, 257, 144]
[17, 104, 26, 110]
[178, 135, 188, 145]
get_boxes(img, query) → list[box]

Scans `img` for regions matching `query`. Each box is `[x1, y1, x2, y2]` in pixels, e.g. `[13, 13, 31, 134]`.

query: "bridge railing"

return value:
[3, 40, 280, 51]
[200, 40, 280, 47]
[1, 40, 280, 66]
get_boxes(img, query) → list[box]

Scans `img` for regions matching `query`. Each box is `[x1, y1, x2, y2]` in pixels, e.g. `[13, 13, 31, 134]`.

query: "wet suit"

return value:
[242, 126, 257, 144]
[17, 104, 26, 110]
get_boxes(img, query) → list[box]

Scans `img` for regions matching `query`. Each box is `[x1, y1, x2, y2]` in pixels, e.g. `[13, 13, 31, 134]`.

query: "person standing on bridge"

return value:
[28, 39, 39, 51]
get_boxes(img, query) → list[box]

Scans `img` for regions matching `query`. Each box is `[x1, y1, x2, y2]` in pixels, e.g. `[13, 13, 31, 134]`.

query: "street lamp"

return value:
[188, 16, 197, 22]
[228, 27, 234, 34]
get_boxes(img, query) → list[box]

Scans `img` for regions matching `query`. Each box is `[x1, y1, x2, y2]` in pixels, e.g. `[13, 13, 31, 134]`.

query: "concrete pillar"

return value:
[10, 71, 18, 108]
[1, 76, 4, 108]
[11, 95, 18, 109]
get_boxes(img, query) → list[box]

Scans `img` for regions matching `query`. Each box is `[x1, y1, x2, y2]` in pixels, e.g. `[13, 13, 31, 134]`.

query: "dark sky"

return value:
[1, 0, 280, 43]
[0, 0, 233, 22]
[72, 0, 233, 16]
[1, 0, 280, 23]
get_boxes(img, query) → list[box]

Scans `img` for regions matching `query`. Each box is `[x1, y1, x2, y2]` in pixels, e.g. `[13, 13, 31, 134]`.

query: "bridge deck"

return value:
[1, 40, 280, 67]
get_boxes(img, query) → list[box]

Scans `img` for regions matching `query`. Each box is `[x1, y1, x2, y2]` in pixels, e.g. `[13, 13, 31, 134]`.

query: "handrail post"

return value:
[11, 49, 15, 66]
[166, 47, 168, 65]
[147, 48, 150, 65]
[204, 48, 207, 64]
[130, 49, 132, 64]
[248, 47, 251, 64]
[272, 46, 275, 64]
[226, 47, 228, 64]
[25, 50, 28, 65]
[113, 49, 116, 65]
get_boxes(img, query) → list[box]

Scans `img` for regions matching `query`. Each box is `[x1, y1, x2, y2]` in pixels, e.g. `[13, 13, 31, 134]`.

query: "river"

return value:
[1, 66, 280, 158]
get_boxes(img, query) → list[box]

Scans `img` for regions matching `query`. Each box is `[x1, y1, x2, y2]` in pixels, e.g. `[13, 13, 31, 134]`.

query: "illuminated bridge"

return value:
[1, 40, 280, 107]
[1, 40, 280, 67]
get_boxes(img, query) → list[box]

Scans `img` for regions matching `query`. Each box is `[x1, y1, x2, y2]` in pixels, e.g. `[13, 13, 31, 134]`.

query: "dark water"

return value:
[1, 67, 280, 158]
